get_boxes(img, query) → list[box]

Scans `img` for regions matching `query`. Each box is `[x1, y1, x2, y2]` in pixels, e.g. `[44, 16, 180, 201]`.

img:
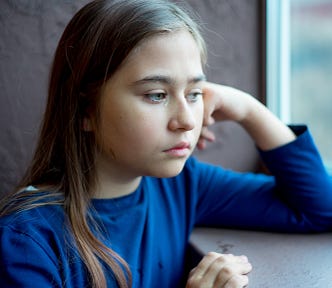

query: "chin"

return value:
[148, 160, 187, 178]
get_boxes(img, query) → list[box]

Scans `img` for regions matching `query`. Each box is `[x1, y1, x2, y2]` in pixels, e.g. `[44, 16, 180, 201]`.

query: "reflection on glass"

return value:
[290, 0, 332, 168]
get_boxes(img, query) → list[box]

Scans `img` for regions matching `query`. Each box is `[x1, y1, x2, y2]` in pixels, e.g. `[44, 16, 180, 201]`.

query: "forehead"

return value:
[130, 29, 202, 58]
[115, 29, 204, 81]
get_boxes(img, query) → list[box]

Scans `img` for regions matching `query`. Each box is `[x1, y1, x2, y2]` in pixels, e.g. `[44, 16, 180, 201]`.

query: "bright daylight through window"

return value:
[267, 0, 332, 172]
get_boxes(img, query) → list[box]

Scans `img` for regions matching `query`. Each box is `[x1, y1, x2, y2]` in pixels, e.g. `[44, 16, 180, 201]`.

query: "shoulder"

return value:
[0, 200, 67, 254]
[0, 203, 77, 287]
[0, 202, 65, 227]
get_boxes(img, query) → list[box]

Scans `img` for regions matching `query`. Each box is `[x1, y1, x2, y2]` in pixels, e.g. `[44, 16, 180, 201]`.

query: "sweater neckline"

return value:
[91, 178, 144, 213]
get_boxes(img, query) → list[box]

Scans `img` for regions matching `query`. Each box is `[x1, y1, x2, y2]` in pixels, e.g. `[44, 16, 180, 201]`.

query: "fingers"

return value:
[201, 127, 215, 142]
[197, 126, 215, 150]
[209, 254, 251, 287]
[224, 275, 249, 288]
[186, 252, 252, 288]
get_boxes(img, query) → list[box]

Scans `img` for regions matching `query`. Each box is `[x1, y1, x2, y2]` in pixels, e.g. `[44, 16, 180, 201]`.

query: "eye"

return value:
[187, 90, 203, 103]
[144, 92, 167, 103]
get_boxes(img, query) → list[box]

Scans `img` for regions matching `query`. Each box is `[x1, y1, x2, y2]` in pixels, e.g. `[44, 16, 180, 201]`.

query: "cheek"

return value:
[114, 111, 163, 146]
[129, 116, 163, 141]
[194, 101, 204, 126]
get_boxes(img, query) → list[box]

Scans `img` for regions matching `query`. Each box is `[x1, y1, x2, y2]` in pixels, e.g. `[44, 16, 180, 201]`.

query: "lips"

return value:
[164, 141, 191, 157]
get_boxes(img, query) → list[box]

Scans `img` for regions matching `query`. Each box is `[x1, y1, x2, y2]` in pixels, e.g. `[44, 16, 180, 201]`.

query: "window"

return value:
[267, 0, 332, 173]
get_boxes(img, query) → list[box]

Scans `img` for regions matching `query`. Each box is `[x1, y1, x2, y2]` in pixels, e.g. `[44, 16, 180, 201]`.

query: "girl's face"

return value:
[95, 29, 205, 179]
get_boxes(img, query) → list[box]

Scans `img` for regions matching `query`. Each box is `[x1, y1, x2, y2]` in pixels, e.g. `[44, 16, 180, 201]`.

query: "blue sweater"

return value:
[1, 126, 331, 287]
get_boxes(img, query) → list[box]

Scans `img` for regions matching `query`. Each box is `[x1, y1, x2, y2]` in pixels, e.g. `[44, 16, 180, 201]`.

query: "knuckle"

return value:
[186, 276, 209, 288]
[246, 262, 253, 272]
[186, 275, 202, 288]
[214, 255, 225, 263]
[185, 277, 196, 288]
[239, 255, 248, 262]
[220, 265, 233, 277]
[215, 265, 239, 285]
[206, 251, 219, 258]
[226, 274, 249, 287]
[188, 267, 196, 277]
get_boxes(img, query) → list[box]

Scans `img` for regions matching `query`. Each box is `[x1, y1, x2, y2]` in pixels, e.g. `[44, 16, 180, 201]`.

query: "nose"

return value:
[167, 97, 196, 131]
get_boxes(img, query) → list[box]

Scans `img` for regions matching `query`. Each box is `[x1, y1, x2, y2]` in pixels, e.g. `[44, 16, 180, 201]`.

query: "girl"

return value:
[0, 0, 331, 287]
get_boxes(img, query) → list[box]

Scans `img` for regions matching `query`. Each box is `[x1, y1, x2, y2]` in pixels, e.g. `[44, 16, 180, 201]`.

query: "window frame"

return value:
[265, 0, 331, 173]
[266, 0, 291, 123]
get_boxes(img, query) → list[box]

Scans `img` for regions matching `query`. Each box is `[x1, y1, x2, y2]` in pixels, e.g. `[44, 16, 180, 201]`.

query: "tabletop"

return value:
[190, 228, 332, 287]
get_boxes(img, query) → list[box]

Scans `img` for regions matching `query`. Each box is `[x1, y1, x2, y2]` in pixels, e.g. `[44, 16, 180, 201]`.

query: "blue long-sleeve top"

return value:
[0, 126, 331, 287]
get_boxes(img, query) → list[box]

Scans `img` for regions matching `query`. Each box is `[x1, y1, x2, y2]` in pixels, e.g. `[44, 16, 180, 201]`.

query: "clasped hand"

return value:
[186, 252, 252, 288]
[197, 83, 255, 150]
[197, 82, 296, 151]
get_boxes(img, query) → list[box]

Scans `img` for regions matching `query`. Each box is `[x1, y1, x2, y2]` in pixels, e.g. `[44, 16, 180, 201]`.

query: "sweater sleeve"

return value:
[0, 225, 62, 287]
[193, 126, 332, 232]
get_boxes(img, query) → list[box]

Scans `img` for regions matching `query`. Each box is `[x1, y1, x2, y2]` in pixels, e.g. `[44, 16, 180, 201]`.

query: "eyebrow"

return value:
[132, 74, 207, 86]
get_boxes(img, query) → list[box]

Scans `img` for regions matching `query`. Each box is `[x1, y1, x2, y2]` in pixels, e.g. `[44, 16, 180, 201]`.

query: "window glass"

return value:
[290, 0, 332, 169]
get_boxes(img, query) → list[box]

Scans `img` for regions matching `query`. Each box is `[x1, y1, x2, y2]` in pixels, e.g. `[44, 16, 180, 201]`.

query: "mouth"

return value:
[163, 141, 191, 157]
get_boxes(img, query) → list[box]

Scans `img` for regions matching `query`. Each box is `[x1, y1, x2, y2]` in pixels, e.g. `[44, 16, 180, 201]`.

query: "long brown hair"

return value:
[0, 0, 206, 287]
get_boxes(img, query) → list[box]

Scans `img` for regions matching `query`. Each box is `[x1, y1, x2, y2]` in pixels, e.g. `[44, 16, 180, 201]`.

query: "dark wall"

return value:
[0, 0, 261, 195]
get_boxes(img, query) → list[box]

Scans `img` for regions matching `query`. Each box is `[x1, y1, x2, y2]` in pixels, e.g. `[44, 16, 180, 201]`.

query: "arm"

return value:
[194, 83, 332, 232]
[198, 83, 296, 150]
[0, 226, 62, 287]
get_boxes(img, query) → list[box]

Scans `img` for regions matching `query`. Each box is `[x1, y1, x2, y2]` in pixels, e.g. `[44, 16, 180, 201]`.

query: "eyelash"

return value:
[187, 92, 203, 102]
[144, 93, 167, 103]
[144, 91, 203, 104]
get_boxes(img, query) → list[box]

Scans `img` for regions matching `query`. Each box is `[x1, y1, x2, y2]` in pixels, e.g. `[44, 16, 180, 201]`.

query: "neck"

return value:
[95, 175, 141, 199]
[93, 154, 142, 199]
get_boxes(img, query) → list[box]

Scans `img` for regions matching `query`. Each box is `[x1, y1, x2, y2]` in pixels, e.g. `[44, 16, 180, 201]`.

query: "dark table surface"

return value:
[190, 228, 332, 287]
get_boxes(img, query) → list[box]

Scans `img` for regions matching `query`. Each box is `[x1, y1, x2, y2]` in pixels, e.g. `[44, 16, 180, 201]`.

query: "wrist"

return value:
[238, 95, 263, 126]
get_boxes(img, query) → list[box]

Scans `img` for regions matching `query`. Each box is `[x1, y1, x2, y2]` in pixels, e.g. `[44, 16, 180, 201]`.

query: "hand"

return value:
[197, 82, 295, 150]
[202, 82, 256, 125]
[197, 126, 215, 150]
[186, 252, 252, 288]
[197, 82, 255, 150]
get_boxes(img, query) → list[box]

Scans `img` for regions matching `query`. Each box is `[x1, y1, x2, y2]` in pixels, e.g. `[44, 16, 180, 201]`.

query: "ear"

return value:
[82, 117, 94, 131]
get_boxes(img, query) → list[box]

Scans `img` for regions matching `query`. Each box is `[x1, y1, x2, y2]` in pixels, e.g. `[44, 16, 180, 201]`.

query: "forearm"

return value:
[240, 98, 296, 151]
[202, 83, 296, 151]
